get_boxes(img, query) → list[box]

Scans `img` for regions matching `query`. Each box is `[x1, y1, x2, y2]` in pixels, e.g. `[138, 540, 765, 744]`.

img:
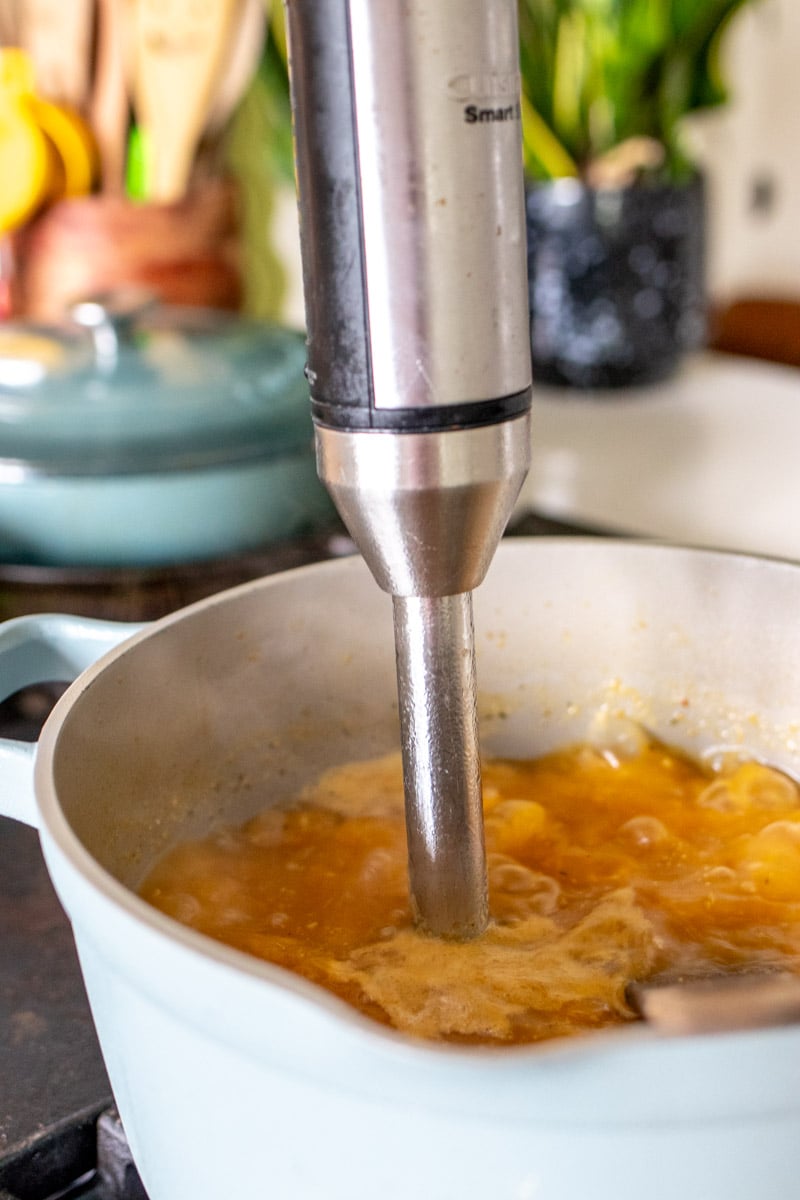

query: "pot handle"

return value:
[0, 615, 142, 828]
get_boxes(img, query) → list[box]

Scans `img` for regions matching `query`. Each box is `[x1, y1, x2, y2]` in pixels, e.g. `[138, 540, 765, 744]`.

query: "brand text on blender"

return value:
[464, 102, 521, 123]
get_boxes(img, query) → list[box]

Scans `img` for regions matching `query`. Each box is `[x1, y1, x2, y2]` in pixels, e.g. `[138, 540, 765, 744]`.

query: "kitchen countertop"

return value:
[521, 351, 800, 561]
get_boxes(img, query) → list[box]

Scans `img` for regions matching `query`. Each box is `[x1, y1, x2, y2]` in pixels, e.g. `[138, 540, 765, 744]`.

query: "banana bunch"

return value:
[0, 48, 97, 236]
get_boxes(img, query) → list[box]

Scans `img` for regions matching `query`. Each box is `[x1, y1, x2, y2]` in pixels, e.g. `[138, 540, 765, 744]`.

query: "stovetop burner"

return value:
[2, 1106, 147, 1200]
[0, 512, 599, 1200]
[0, 528, 358, 624]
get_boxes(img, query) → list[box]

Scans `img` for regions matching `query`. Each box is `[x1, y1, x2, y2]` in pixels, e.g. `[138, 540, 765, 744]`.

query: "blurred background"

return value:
[0, 0, 798, 594]
[2, 0, 796, 339]
[693, 0, 800, 309]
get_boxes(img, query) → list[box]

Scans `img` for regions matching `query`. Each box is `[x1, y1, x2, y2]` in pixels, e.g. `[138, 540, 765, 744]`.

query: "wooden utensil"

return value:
[628, 968, 800, 1035]
[205, 0, 266, 137]
[89, 0, 130, 192]
[130, 0, 239, 203]
[18, 0, 95, 110]
[0, 0, 19, 46]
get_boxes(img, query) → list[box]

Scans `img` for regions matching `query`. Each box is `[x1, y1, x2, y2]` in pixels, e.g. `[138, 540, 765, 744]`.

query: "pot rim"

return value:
[0, 439, 315, 481]
[29, 539, 800, 1082]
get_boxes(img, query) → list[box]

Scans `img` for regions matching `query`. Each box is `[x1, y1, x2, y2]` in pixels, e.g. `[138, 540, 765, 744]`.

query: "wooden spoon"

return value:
[18, 0, 95, 111]
[0, 0, 19, 46]
[130, 0, 239, 203]
[204, 0, 266, 138]
[89, 0, 130, 192]
[627, 968, 800, 1036]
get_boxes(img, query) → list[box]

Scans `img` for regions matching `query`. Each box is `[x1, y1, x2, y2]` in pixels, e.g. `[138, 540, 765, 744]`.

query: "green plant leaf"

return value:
[521, 93, 580, 179]
[517, 0, 758, 179]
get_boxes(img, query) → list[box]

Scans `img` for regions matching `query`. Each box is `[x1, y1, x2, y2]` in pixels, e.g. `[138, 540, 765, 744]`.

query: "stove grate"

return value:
[0, 1109, 148, 1200]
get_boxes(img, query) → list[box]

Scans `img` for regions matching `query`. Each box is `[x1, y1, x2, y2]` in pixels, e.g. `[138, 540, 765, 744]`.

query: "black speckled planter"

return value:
[525, 176, 706, 389]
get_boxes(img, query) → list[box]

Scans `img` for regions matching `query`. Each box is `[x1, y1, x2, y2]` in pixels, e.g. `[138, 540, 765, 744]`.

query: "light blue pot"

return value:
[0, 294, 333, 566]
[2, 539, 800, 1199]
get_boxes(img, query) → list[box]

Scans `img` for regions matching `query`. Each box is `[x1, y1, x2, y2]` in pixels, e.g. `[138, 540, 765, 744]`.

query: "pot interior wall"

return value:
[48, 540, 800, 889]
[50, 556, 398, 886]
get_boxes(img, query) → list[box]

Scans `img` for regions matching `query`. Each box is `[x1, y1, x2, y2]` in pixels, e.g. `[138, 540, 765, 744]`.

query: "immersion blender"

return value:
[285, 0, 533, 939]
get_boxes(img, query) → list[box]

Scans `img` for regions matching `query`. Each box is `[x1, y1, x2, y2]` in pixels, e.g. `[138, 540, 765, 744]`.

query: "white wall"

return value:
[689, 0, 800, 302]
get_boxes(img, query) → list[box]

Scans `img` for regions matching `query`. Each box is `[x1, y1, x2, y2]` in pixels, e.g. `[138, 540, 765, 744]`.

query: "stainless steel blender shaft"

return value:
[393, 592, 487, 938]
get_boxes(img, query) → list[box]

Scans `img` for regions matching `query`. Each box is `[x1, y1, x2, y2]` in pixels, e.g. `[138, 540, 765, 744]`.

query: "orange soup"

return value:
[140, 736, 800, 1045]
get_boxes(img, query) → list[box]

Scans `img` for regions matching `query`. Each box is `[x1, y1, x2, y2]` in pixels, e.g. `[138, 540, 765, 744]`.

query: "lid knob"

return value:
[70, 289, 158, 371]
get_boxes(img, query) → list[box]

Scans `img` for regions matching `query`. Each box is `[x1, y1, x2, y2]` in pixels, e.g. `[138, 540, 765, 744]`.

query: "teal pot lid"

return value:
[0, 291, 312, 477]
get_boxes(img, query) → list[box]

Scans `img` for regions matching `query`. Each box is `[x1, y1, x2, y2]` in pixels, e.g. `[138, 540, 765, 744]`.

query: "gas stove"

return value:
[1, 763, 142, 1200]
[0, 511, 595, 1200]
